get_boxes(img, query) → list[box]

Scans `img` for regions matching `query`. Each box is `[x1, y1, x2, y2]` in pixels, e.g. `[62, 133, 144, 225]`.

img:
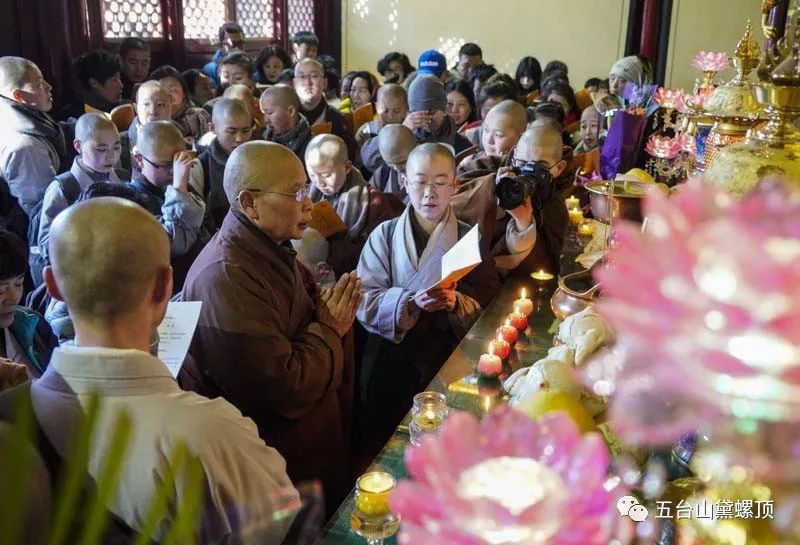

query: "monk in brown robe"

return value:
[179, 141, 362, 512]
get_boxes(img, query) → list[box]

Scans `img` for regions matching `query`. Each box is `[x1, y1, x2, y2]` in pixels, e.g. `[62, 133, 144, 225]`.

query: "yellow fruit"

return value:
[515, 389, 597, 433]
[624, 168, 654, 183]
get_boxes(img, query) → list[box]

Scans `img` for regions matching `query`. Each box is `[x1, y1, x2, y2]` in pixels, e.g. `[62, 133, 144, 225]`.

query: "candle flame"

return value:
[497, 332, 504, 343]
[521, 287, 527, 299]
[505, 318, 511, 327]
[488, 340, 495, 356]
[514, 304, 520, 314]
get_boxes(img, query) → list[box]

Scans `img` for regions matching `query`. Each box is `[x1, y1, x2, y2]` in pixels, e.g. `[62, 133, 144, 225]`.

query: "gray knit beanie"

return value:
[408, 74, 447, 112]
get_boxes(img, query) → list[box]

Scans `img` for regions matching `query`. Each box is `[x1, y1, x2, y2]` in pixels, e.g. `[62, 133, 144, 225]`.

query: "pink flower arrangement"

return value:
[585, 179, 800, 446]
[653, 87, 688, 113]
[692, 50, 730, 72]
[391, 407, 634, 545]
[645, 134, 685, 159]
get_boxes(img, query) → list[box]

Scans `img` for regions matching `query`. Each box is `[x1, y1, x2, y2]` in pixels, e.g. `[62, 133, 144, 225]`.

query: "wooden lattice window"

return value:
[288, 0, 315, 37]
[235, 0, 276, 40]
[100, 0, 164, 39]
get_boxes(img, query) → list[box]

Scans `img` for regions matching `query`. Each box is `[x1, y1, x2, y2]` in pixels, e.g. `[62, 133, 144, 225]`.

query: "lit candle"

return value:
[477, 341, 503, 378]
[565, 195, 580, 209]
[513, 287, 534, 316]
[530, 269, 555, 281]
[355, 471, 396, 517]
[412, 408, 442, 432]
[493, 333, 511, 360]
[508, 304, 529, 332]
[568, 207, 584, 225]
[496, 319, 519, 344]
[578, 219, 595, 236]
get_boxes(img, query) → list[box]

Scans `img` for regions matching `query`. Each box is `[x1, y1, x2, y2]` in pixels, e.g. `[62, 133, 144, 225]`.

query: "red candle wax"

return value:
[496, 319, 519, 345]
[493, 335, 511, 359]
[508, 305, 528, 331]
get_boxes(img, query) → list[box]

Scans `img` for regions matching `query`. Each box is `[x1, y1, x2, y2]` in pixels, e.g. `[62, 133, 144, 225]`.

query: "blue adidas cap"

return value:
[417, 50, 447, 77]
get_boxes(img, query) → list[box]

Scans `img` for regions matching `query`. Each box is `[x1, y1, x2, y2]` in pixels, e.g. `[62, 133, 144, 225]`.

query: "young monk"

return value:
[457, 99, 527, 176]
[298, 134, 404, 278]
[368, 123, 416, 204]
[358, 84, 409, 171]
[37, 113, 123, 267]
[260, 85, 313, 163]
[127, 80, 172, 150]
[190, 97, 253, 231]
[356, 143, 500, 458]
[574, 105, 602, 153]
[129, 121, 205, 259]
[356, 83, 408, 147]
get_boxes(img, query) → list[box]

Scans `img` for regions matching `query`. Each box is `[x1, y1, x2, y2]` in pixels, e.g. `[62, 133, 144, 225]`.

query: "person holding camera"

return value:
[452, 123, 568, 275]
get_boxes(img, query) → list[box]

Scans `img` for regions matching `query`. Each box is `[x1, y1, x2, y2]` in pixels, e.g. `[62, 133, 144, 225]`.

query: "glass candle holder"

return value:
[351, 471, 401, 544]
[409, 391, 448, 446]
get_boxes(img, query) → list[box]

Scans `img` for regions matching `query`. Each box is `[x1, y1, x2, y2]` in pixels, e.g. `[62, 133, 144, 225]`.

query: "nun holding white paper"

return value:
[354, 144, 500, 456]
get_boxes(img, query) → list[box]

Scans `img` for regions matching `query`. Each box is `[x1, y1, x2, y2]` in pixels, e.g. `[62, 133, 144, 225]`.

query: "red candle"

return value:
[496, 319, 519, 345]
[477, 341, 503, 378]
[508, 304, 528, 332]
[493, 333, 511, 360]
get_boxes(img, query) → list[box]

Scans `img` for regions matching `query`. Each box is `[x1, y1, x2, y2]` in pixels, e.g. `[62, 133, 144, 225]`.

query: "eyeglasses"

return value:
[141, 155, 173, 171]
[242, 183, 310, 202]
[408, 180, 453, 193]
[295, 74, 323, 82]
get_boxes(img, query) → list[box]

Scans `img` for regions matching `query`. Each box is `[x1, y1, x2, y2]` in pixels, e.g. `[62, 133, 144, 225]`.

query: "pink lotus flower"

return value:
[645, 134, 684, 159]
[653, 87, 688, 113]
[692, 51, 729, 72]
[391, 407, 634, 545]
[585, 178, 800, 446]
[686, 91, 711, 111]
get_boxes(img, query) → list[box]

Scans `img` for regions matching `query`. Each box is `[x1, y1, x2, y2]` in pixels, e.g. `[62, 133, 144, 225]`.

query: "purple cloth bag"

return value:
[600, 110, 648, 180]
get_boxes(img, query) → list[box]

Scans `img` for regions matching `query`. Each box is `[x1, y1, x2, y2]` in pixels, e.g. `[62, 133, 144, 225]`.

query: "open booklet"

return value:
[412, 224, 482, 300]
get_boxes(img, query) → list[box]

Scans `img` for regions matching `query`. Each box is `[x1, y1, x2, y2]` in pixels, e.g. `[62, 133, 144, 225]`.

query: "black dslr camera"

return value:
[495, 161, 554, 210]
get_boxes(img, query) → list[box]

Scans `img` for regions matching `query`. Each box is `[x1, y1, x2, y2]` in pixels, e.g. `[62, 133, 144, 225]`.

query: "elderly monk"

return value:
[180, 141, 361, 511]
[7, 198, 297, 543]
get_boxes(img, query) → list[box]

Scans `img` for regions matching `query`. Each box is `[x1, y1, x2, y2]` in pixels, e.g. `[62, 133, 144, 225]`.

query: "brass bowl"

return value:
[550, 270, 600, 321]
[585, 181, 646, 224]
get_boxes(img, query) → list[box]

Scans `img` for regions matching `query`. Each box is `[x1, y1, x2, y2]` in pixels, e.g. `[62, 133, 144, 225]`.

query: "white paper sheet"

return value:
[157, 301, 203, 378]
[413, 224, 483, 299]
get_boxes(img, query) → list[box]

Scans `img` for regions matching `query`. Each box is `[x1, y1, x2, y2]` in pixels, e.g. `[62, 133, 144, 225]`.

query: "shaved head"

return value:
[75, 112, 118, 143]
[259, 85, 300, 111]
[224, 141, 305, 206]
[293, 58, 324, 77]
[377, 83, 406, 104]
[378, 124, 416, 164]
[222, 83, 255, 102]
[407, 142, 455, 177]
[581, 105, 601, 123]
[212, 97, 250, 126]
[135, 80, 170, 103]
[519, 125, 563, 159]
[486, 100, 527, 133]
[137, 121, 185, 157]
[47, 198, 170, 322]
[0, 56, 37, 95]
[305, 134, 348, 166]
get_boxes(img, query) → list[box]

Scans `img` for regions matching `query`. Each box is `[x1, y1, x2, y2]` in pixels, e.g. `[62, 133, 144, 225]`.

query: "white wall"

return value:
[341, 0, 630, 90]
[665, 0, 763, 90]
